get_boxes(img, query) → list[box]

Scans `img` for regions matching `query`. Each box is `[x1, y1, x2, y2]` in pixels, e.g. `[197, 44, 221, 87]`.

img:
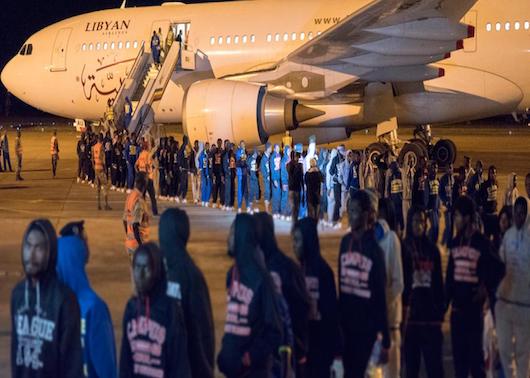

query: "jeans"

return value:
[3, 152, 12, 171]
[145, 178, 158, 215]
[289, 191, 300, 222]
[451, 309, 485, 378]
[404, 324, 443, 378]
[51, 155, 58, 177]
[237, 174, 249, 209]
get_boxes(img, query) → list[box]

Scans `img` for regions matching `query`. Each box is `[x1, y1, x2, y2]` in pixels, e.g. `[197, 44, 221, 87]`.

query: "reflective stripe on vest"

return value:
[93, 143, 104, 172]
[391, 179, 403, 194]
[125, 190, 149, 250]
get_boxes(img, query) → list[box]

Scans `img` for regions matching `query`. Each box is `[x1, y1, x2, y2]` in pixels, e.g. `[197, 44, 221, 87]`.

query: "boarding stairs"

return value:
[111, 40, 196, 145]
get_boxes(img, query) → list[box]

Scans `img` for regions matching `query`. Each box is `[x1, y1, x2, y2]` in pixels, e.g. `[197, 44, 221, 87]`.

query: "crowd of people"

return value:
[10, 131, 530, 377]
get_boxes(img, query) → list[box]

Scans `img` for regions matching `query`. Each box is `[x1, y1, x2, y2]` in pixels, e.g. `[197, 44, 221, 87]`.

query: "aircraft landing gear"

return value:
[366, 124, 457, 169]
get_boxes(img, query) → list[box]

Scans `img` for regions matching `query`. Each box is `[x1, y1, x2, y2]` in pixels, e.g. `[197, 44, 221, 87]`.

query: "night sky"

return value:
[0, 0, 212, 117]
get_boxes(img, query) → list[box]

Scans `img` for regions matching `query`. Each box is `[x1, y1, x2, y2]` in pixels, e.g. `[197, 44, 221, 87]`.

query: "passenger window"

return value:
[486, 23, 492, 32]
[300, 32, 305, 41]
[283, 33, 289, 42]
[103, 42, 108, 50]
[81, 43, 87, 52]
[234, 35, 239, 44]
[242, 35, 247, 44]
[218, 36, 223, 45]
[210, 37, 215, 45]
[495, 22, 501, 31]
[250, 34, 255, 43]
[525, 21, 530, 30]
[505, 22, 510, 31]
[275, 33, 280, 42]
[19, 45, 27, 55]
[118, 41, 123, 49]
[514, 21, 520, 30]
[89, 43, 94, 51]
[126, 41, 131, 49]
[226, 36, 231, 45]
[291, 32, 297, 41]
[25, 44, 33, 55]
[133, 41, 138, 49]
[267, 34, 272, 42]
[110, 42, 115, 50]
[308, 32, 313, 40]
[96, 42, 101, 50]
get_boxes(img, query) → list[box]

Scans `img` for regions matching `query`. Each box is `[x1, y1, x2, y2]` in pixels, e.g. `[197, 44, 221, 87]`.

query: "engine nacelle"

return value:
[183, 79, 310, 146]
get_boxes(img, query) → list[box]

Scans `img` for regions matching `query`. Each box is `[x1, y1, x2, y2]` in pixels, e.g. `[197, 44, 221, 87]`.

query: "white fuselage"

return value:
[2, 0, 530, 125]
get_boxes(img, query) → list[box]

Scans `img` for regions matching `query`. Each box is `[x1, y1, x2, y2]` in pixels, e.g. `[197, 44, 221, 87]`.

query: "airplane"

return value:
[1, 0, 529, 167]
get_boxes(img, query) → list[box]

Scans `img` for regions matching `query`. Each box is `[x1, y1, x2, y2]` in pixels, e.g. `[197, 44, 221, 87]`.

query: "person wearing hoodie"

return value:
[440, 164, 455, 246]
[292, 218, 341, 378]
[159, 208, 215, 378]
[386, 161, 404, 235]
[254, 212, 311, 376]
[495, 197, 530, 378]
[401, 207, 445, 378]
[217, 214, 283, 377]
[261, 143, 273, 213]
[280, 145, 292, 220]
[445, 195, 505, 378]
[11, 219, 83, 378]
[56, 236, 117, 378]
[503, 172, 519, 208]
[375, 198, 404, 378]
[271, 144, 283, 218]
[426, 162, 441, 244]
[198, 142, 211, 207]
[479, 165, 499, 242]
[248, 148, 260, 214]
[318, 149, 329, 222]
[120, 242, 191, 378]
[326, 149, 338, 227]
[339, 190, 391, 378]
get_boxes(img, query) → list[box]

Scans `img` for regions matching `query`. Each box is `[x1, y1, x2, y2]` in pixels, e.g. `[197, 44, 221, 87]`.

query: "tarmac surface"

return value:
[0, 121, 529, 375]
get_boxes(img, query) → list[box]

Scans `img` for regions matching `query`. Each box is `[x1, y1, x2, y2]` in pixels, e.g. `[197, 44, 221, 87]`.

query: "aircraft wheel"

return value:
[433, 139, 457, 167]
[398, 142, 426, 168]
[366, 142, 388, 165]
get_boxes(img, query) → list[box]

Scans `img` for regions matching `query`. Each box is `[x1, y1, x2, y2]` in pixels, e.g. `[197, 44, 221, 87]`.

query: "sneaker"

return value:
[182, 199, 187, 204]
[205, 203, 210, 208]
[105, 204, 112, 211]
[111, 185, 116, 190]
[126, 189, 131, 194]
[212, 203, 217, 209]
[238, 208, 242, 214]
[333, 223, 342, 230]
[176, 197, 181, 203]
[280, 215, 286, 221]
[255, 208, 260, 214]
[77, 177, 81, 183]
[81, 180, 85, 184]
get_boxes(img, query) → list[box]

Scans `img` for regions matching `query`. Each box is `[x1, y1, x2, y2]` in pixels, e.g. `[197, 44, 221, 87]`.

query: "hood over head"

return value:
[254, 212, 278, 261]
[22, 219, 58, 282]
[159, 208, 192, 280]
[132, 242, 166, 297]
[233, 214, 266, 282]
[57, 236, 90, 296]
[293, 217, 321, 263]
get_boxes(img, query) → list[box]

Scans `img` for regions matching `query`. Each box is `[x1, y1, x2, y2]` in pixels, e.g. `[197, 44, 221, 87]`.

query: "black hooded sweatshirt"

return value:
[11, 219, 83, 378]
[254, 212, 311, 364]
[295, 218, 341, 373]
[446, 231, 505, 314]
[120, 243, 191, 378]
[217, 214, 283, 378]
[402, 235, 445, 323]
[338, 230, 390, 349]
[159, 209, 215, 378]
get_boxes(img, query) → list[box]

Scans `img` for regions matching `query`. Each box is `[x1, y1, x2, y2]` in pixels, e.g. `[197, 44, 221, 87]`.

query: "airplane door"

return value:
[50, 28, 72, 72]
[150, 20, 171, 49]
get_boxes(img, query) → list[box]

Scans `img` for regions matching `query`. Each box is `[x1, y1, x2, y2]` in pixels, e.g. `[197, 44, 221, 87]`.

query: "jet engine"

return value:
[182, 79, 322, 145]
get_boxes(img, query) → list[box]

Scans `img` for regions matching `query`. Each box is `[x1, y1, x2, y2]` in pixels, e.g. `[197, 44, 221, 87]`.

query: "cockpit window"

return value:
[19, 45, 27, 55]
[26, 44, 33, 55]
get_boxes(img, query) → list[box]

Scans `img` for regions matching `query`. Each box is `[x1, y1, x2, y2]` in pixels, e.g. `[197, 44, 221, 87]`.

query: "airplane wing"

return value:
[282, 0, 477, 85]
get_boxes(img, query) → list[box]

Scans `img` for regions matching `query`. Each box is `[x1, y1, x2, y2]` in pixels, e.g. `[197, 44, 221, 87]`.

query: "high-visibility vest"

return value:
[93, 142, 105, 172]
[135, 150, 153, 179]
[124, 189, 149, 250]
[50, 136, 59, 155]
[282, 135, 293, 148]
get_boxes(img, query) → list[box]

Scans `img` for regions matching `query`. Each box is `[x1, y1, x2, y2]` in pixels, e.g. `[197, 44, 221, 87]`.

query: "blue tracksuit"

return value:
[57, 237, 117, 378]
[124, 140, 139, 189]
[236, 148, 249, 209]
[260, 152, 271, 203]
[280, 147, 291, 216]
[199, 150, 211, 203]
[270, 150, 282, 215]
[249, 153, 259, 206]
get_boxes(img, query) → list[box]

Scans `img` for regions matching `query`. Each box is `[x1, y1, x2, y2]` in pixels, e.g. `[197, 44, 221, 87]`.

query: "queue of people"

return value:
[10, 176, 530, 377]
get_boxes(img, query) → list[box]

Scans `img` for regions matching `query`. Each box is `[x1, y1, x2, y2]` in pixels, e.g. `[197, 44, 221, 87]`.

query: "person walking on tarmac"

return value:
[211, 144, 224, 208]
[236, 140, 250, 213]
[120, 243, 191, 378]
[159, 208, 216, 378]
[15, 128, 23, 181]
[402, 206, 445, 378]
[50, 129, 59, 178]
[135, 140, 158, 216]
[103, 131, 112, 179]
[77, 132, 88, 183]
[255, 212, 311, 377]
[261, 142, 273, 213]
[124, 132, 139, 192]
[495, 197, 530, 378]
[57, 235, 117, 378]
[11, 219, 83, 377]
[123, 172, 150, 257]
[292, 218, 341, 378]
[92, 134, 112, 211]
[445, 195, 505, 378]
[271, 144, 282, 218]
[2, 129, 13, 172]
[198, 142, 211, 207]
[338, 189, 391, 378]
[217, 214, 282, 378]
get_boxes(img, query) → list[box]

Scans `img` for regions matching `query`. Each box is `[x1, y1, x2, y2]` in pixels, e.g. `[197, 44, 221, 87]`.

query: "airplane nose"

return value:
[1, 58, 16, 94]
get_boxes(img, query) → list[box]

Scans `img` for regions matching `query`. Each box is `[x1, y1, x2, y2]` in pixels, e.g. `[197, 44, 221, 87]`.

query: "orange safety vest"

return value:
[50, 136, 59, 155]
[136, 150, 153, 179]
[124, 189, 150, 250]
[92, 142, 105, 172]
